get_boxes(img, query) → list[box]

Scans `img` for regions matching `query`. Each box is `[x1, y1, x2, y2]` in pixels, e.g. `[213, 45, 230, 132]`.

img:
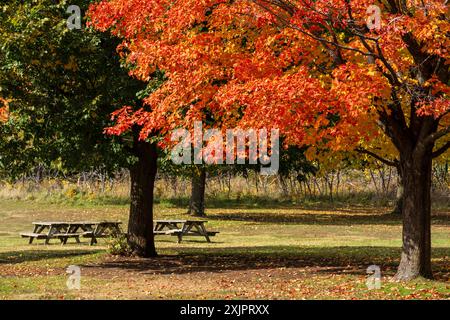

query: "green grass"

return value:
[0, 199, 449, 300]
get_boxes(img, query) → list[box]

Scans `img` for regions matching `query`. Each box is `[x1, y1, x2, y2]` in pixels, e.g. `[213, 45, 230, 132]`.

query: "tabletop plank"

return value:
[155, 220, 208, 223]
[33, 221, 121, 225]
[32, 222, 67, 226]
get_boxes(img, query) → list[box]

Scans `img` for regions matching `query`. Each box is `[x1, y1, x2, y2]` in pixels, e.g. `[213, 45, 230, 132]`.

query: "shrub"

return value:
[107, 233, 133, 256]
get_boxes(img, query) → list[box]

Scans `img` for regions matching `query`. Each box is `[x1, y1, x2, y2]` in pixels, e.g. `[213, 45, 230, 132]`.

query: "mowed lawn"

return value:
[0, 199, 449, 300]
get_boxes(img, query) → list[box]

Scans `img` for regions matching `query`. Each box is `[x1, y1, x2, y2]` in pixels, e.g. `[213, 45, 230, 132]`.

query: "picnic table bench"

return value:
[154, 219, 219, 243]
[20, 221, 122, 245]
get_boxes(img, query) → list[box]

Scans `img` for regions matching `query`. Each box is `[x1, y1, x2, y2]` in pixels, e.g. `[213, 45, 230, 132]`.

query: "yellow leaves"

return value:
[366, 69, 377, 77]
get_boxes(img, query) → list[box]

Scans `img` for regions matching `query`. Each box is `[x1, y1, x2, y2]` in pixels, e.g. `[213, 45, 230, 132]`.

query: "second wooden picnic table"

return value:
[154, 219, 218, 243]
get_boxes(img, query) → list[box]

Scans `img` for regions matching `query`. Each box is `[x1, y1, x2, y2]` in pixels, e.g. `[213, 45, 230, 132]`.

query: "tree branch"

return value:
[356, 148, 398, 167]
[432, 141, 450, 159]
[424, 126, 450, 145]
[252, 0, 375, 57]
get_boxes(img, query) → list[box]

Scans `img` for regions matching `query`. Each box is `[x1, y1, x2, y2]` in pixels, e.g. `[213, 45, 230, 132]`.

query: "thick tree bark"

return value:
[395, 149, 433, 280]
[127, 138, 158, 258]
[188, 166, 206, 217]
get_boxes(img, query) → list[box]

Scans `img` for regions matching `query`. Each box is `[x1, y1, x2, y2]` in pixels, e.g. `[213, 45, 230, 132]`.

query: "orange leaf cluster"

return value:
[0, 98, 9, 123]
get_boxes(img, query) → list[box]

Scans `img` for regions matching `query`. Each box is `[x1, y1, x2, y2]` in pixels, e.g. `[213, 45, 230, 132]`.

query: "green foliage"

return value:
[107, 233, 133, 256]
[277, 145, 317, 180]
[0, 0, 146, 179]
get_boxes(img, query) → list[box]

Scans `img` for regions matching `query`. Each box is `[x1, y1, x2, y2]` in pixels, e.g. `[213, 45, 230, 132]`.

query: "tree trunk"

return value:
[127, 139, 158, 258]
[395, 149, 433, 280]
[188, 166, 206, 217]
[391, 174, 404, 215]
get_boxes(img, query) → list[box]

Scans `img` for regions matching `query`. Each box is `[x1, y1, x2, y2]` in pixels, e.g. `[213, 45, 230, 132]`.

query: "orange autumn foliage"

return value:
[0, 98, 9, 123]
[88, 0, 449, 154]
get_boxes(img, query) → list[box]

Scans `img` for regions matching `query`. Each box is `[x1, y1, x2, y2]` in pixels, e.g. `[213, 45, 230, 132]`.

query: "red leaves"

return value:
[0, 98, 9, 123]
[104, 106, 135, 136]
[416, 98, 450, 119]
[416, 77, 450, 119]
[88, 0, 450, 155]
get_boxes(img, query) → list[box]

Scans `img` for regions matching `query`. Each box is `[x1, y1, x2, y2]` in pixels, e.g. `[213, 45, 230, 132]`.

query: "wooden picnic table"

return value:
[27, 222, 80, 245]
[85, 221, 123, 245]
[21, 221, 122, 245]
[154, 219, 218, 243]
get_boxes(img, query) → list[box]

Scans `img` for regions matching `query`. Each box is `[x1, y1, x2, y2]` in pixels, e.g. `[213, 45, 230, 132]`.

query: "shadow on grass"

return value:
[157, 197, 449, 226]
[205, 212, 450, 226]
[0, 249, 102, 265]
[157, 196, 391, 210]
[85, 246, 450, 280]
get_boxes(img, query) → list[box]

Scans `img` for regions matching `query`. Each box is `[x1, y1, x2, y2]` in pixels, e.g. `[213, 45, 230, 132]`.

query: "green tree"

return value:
[0, 0, 158, 257]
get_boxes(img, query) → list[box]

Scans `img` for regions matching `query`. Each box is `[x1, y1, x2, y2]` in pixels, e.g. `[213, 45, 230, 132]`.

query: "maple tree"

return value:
[228, 0, 450, 282]
[88, 0, 449, 280]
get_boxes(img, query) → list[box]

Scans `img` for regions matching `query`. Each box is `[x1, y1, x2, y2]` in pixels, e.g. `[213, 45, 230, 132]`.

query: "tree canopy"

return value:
[88, 0, 449, 156]
[0, 0, 146, 179]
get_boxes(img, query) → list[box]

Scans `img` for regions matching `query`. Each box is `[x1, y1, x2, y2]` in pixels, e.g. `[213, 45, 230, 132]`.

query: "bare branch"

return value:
[356, 148, 398, 167]
[432, 141, 450, 158]
[424, 126, 450, 145]
[252, 0, 375, 57]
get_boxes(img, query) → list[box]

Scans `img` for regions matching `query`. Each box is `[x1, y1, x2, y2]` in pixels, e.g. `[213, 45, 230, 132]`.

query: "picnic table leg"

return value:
[45, 226, 53, 245]
[30, 225, 46, 244]
[80, 224, 95, 245]
[29, 226, 37, 244]
[57, 225, 67, 245]
[44, 226, 54, 245]
[197, 223, 211, 243]
[90, 231, 97, 245]
[90, 224, 102, 246]
[71, 226, 81, 244]
[177, 223, 193, 243]
[46, 225, 61, 245]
